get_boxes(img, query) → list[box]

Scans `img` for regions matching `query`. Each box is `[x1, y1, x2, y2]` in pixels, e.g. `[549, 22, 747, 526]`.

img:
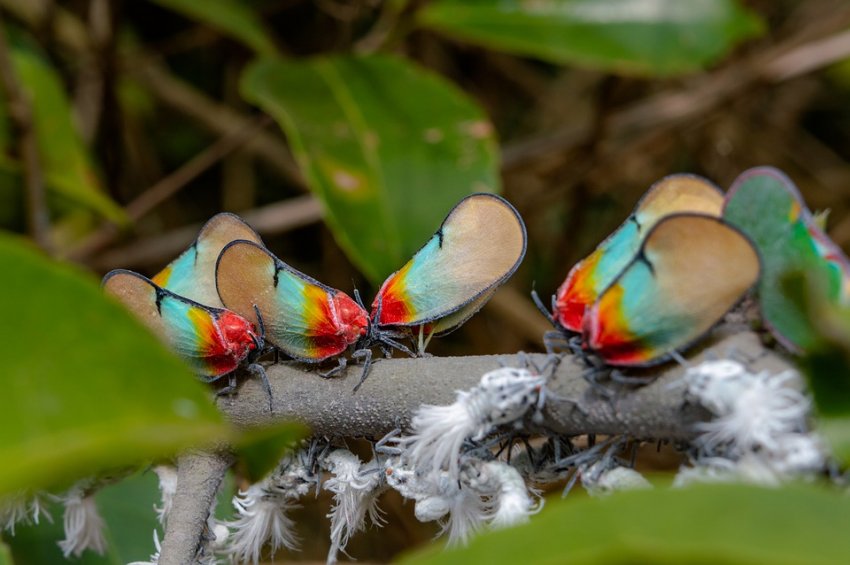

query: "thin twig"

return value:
[0, 0, 306, 190]
[487, 287, 554, 345]
[503, 13, 850, 171]
[88, 195, 323, 271]
[0, 13, 50, 251]
[128, 61, 306, 188]
[65, 115, 272, 262]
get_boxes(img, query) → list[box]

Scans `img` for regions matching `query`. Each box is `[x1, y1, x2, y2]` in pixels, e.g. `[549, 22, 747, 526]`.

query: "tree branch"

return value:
[219, 329, 792, 439]
[158, 329, 793, 563]
[159, 450, 233, 565]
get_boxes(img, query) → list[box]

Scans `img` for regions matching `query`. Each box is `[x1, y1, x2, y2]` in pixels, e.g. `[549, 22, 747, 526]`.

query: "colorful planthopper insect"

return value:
[539, 174, 725, 334]
[535, 174, 760, 368]
[102, 269, 266, 396]
[153, 212, 264, 308]
[583, 213, 760, 366]
[723, 166, 850, 352]
[215, 193, 527, 390]
[370, 192, 527, 353]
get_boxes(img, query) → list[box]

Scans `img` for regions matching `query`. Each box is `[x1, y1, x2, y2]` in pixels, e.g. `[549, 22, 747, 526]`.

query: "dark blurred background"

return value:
[2, 1, 850, 561]
[2, 1, 849, 360]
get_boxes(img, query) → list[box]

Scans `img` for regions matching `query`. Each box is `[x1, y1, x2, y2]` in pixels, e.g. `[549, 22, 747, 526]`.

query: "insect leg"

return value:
[319, 357, 347, 379]
[374, 427, 404, 456]
[212, 373, 238, 398]
[610, 369, 655, 386]
[248, 363, 273, 412]
[351, 348, 374, 392]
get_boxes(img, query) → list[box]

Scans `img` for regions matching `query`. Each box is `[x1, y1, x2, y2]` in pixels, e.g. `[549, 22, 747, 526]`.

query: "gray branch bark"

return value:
[221, 329, 792, 440]
[159, 450, 234, 565]
[159, 329, 793, 564]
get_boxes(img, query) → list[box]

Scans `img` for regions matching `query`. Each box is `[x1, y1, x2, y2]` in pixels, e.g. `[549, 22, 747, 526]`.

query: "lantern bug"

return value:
[102, 270, 270, 404]
[370, 192, 527, 353]
[583, 213, 760, 366]
[153, 212, 264, 308]
[215, 193, 527, 390]
[535, 174, 725, 337]
[723, 166, 850, 352]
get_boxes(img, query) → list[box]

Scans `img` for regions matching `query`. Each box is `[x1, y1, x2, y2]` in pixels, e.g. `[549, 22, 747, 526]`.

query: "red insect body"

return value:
[203, 311, 260, 376]
[332, 293, 369, 346]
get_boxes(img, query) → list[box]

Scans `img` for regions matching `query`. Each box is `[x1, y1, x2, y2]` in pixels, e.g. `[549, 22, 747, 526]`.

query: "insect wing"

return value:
[585, 214, 759, 366]
[723, 166, 849, 351]
[216, 241, 366, 362]
[153, 213, 263, 308]
[103, 269, 252, 377]
[556, 174, 724, 332]
[373, 193, 526, 328]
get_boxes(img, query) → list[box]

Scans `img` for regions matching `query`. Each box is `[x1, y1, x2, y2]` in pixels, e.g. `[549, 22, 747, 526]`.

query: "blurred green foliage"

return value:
[6, 470, 237, 564]
[3, 0, 850, 563]
[3, 48, 126, 227]
[242, 54, 499, 282]
[782, 271, 850, 463]
[234, 421, 309, 484]
[419, 0, 763, 75]
[405, 483, 850, 565]
[149, 0, 278, 56]
[0, 232, 227, 497]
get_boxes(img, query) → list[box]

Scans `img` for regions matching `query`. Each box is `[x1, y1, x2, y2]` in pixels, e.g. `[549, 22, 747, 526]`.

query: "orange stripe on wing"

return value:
[376, 262, 415, 325]
[556, 248, 602, 332]
[585, 284, 649, 366]
[302, 284, 350, 359]
[186, 305, 234, 375]
[152, 265, 172, 287]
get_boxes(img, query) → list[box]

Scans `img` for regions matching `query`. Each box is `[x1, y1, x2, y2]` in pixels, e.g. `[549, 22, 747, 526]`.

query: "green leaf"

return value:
[4, 468, 238, 563]
[0, 540, 12, 565]
[0, 234, 228, 497]
[6, 472, 157, 564]
[419, 0, 764, 76]
[723, 169, 844, 352]
[234, 421, 308, 483]
[9, 49, 126, 225]
[241, 55, 499, 283]
[149, 0, 277, 56]
[781, 271, 850, 462]
[404, 483, 850, 565]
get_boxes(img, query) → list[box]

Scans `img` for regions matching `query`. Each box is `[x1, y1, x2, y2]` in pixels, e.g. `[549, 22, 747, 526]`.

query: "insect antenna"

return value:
[353, 287, 367, 310]
[530, 286, 556, 325]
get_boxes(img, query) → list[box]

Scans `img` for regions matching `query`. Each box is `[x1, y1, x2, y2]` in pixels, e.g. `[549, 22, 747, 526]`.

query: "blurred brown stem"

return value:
[65, 115, 272, 262]
[0, 14, 50, 251]
[88, 195, 323, 271]
[503, 13, 850, 171]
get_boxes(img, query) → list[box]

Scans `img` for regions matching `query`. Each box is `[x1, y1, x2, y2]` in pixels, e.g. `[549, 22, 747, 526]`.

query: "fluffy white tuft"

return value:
[152, 465, 178, 526]
[463, 460, 541, 529]
[323, 449, 386, 564]
[581, 462, 652, 497]
[692, 368, 808, 455]
[386, 456, 539, 547]
[0, 491, 53, 535]
[226, 451, 315, 564]
[679, 360, 827, 487]
[403, 367, 546, 478]
[385, 457, 489, 546]
[57, 482, 107, 558]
